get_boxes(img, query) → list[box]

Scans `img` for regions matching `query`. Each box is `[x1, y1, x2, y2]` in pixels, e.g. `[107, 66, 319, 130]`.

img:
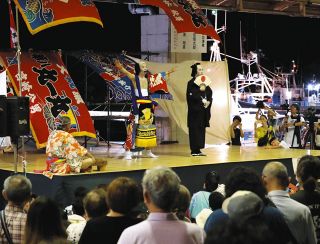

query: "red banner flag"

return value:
[8, 0, 18, 48]
[0, 50, 96, 148]
[140, 0, 220, 42]
[12, 0, 103, 35]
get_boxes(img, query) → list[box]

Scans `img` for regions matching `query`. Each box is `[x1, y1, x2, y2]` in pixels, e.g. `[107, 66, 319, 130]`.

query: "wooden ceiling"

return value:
[94, 0, 320, 18]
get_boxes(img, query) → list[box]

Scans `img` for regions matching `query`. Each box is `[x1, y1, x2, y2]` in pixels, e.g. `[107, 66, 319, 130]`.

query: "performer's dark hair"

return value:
[290, 103, 300, 112]
[134, 63, 140, 75]
[269, 137, 277, 145]
[233, 115, 242, 122]
[191, 62, 201, 78]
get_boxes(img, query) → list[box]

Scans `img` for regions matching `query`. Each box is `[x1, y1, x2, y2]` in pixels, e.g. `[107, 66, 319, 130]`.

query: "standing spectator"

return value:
[79, 177, 141, 244]
[67, 188, 108, 244]
[229, 115, 244, 146]
[0, 174, 32, 244]
[24, 196, 68, 244]
[186, 63, 212, 156]
[281, 104, 305, 148]
[118, 166, 205, 244]
[262, 161, 317, 244]
[291, 155, 320, 242]
[189, 171, 223, 222]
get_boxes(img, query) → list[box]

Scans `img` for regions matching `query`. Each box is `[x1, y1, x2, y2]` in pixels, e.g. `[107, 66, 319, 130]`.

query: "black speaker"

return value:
[0, 96, 7, 137]
[6, 96, 30, 137]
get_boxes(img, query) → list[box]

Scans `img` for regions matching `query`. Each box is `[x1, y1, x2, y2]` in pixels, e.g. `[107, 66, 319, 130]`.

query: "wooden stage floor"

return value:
[1, 143, 320, 174]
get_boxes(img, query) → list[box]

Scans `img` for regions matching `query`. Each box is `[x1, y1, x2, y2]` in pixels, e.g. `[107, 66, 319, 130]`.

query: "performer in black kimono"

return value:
[186, 63, 212, 156]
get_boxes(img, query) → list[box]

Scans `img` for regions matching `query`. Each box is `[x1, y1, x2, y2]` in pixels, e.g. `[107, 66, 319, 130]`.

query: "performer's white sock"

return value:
[124, 151, 132, 160]
[145, 149, 158, 158]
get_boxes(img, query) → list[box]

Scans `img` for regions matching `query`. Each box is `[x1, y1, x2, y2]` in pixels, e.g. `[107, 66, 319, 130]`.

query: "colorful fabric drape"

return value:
[139, 0, 220, 42]
[0, 50, 96, 148]
[74, 51, 173, 102]
[8, 0, 18, 48]
[12, 0, 103, 34]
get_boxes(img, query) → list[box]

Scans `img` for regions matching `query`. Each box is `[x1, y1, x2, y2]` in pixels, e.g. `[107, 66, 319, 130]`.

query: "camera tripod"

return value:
[302, 121, 316, 149]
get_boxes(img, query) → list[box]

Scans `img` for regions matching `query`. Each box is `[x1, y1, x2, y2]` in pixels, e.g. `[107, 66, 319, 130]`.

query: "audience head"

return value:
[106, 177, 141, 215]
[25, 196, 66, 244]
[3, 174, 32, 206]
[225, 167, 266, 200]
[209, 191, 225, 211]
[296, 155, 320, 192]
[173, 184, 191, 221]
[204, 171, 220, 192]
[204, 217, 274, 244]
[83, 188, 108, 219]
[72, 186, 88, 216]
[142, 166, 180, 212]
[262, 161, 289, 191]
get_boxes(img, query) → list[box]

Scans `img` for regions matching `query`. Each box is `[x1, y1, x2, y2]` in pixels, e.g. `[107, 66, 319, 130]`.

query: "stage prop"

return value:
[127, 56, 231, 145]
[0, 50, 96, 148]
[139, 0, 220, 42]
[12, 0, 103, 35]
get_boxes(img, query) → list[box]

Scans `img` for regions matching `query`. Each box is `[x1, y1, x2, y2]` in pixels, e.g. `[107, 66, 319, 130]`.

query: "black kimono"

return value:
[186, 78, 213, 154]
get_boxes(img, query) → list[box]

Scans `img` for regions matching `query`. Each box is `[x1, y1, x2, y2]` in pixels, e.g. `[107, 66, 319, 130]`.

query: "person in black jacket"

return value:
[186, 63, 212, 156]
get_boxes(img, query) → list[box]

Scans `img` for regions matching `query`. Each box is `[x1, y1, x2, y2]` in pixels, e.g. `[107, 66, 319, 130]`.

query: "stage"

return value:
[0, 142, 319, 208]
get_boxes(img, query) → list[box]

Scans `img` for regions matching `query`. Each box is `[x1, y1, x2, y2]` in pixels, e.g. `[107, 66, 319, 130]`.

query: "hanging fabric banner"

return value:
[8, 0, 18, 48]
[12, 0, 103, 34]
[0, 50, 96, 148]
[73, 51, 173, 102]
[139, 0, 220, 42]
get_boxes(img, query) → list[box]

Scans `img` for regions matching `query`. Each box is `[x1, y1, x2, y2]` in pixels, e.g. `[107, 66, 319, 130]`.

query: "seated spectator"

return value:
[79, 177, 142, 244]
[24, 196, 68, 244]
[189, 170, 224, 222]
[205, 191, 276, 244]
[118, 166, 205, 244]
[0, 175, 32, 244]
[264, 137, 290, 149]
[254, 115, 274, 147]
[262, 161, 317, 244]
[67, 188, 108, 244]
[46, 116, 107, 173]
[229, 115, 244, 146]
[196, 191, 225, 228]
[204, 166, 297, 244]
[173, 185, 191, 222]
[290, 155, 320, 242]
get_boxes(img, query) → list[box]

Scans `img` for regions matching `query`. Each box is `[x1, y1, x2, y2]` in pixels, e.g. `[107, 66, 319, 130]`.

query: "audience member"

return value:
[0, 174, 32, 244]
[205, 191, 276, 244]
[204, 166, 297, 244]
[79, 177, 142, 244]
[229, 115, 244, 146]
[196, 191, 225, 228]
[262, 161, 317, 244]
[67, 188, 108, 244]
[46, 116, 107, 173]
[189, 171, 222, 222]
[118, 166, 205, 244]
[290, 155, 320, 242]
[173, 184, 191, 222]
[24, 196, 68, 244]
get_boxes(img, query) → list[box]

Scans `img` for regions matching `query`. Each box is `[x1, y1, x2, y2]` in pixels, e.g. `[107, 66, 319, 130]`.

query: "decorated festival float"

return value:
[0, 0, 318, 207]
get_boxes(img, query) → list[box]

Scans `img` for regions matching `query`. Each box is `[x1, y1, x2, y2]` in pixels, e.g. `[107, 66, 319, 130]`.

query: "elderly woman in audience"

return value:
[291, 155, 320, 242]
[189, 170, 224, 222]
[24, 196, 68, 244]
[67, 188, 108, 244]
[79, 177, 142, 244]
[204, 166, 297, 244]
[118, 166, 205, 244]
